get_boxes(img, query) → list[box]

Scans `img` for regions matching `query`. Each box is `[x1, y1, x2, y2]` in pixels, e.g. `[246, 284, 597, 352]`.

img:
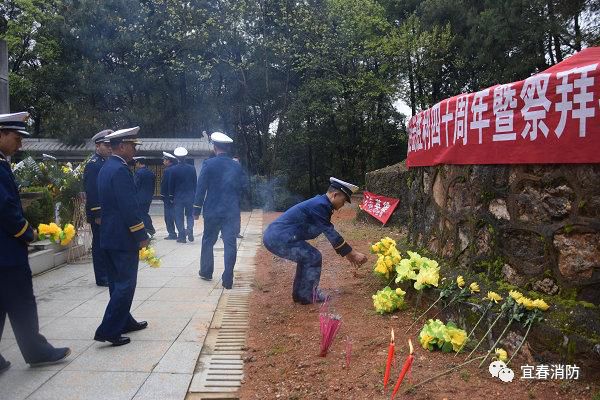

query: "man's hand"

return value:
[139, 239, 149, 249]
[94, 217, 101, 225]
[345, 250, 368, 267]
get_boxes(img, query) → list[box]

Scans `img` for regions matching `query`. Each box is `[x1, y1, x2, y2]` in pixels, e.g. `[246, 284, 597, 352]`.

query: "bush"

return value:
[21, 186, 54, 229]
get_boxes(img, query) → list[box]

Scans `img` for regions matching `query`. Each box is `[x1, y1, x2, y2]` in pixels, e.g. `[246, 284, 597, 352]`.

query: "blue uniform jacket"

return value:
[193, 154, 247, 219]
[160, 165, 173, 205]
[134, 167, 156, 205]
[83, 153, 105, 221]
[266, 194, 352, 256]
[0, 154, 35, 268]
[169, 162, 197, 203]
[98, 155, 148, 251]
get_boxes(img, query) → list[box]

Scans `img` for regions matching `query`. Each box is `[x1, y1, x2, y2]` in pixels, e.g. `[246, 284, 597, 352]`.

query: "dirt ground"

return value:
[239, 206, 599, 400]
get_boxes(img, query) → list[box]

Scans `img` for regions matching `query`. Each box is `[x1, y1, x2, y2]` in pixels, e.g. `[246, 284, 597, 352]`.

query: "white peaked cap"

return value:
[162, 151, 177, 160]
[210, 131, 233, 144]
[105, 126, 141, 143]
[329, 177, 359, 203]
[174, 147, 188, 157]
[91, 129, 113, 143]
[0, 111, 31, 136]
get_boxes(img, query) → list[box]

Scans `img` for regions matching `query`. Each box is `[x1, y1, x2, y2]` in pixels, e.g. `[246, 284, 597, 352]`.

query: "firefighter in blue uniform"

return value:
[94, 127, 149, 346]
[170, 147, 197, 243]
[161, 152, 178, 240]
[263, 177, 368, 304]
[133, 156, 156, 237]
[193, 132, 247, 289]
[83, 129, 113, 286]
[0, 112, 71, 373]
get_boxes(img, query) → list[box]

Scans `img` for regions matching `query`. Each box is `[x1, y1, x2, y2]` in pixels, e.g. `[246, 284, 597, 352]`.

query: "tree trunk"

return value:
[407, 54, 416, 116]
[547, 0, 563, 62]
[547, 33, 556, 65]
[573, 13, 582, 51]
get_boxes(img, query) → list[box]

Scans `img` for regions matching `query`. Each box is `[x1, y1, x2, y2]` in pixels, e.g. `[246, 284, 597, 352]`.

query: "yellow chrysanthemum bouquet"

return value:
[372, 286, 406, 314]
[139, 246, 161, 268]
[38, 222, 77, 246]
[371, 237, 401, 279]
[418, 319, 467, 353]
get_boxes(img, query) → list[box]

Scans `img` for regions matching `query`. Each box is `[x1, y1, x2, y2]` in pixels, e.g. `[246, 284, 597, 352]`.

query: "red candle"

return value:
[391, 339, 414, 399]
[383, 329, 395, 390]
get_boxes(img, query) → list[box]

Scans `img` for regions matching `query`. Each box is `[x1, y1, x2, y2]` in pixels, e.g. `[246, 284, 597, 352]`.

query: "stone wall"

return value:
[363, 162, 600, 364]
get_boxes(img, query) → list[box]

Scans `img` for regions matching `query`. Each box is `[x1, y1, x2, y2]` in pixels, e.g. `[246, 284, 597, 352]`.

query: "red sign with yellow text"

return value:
[406, 47, 600, 167]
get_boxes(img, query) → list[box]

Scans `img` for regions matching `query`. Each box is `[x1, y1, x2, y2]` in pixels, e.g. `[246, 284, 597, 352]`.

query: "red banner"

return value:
[359, 192, 399, 225]
[406, 47, 600, 167]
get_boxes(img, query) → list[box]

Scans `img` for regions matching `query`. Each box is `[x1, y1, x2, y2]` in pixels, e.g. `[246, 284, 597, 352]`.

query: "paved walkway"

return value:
[0, 211, 262, 400]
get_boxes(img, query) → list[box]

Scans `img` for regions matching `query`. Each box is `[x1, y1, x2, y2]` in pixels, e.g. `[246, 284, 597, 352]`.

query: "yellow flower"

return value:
[532, 299, 549, 311]
[509, 290, 523, 301]
[486, 291, 502, 303]
[381, 237, 396, 248]
[446, 326, 467, 352]
[395, 288, 406, 296]
[419, 333, 435, 349]
[370, 244, 381, 253]
[494, 348, 508, 362]
[414, 266, 440, 290]
[469, 282, 480, 294]
[60, 224, 76, 245]
[38, 223, 51, 235]
[148, 257, 161, 268]
[385, 257, 394, 268]
[517, 297, 536, 310]
[456, 275, 465, 288]
[48, 223, 61, 235]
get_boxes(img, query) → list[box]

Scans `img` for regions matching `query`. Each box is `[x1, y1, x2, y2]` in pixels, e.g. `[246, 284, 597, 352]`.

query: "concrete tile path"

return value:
[0, 211, 261, 400]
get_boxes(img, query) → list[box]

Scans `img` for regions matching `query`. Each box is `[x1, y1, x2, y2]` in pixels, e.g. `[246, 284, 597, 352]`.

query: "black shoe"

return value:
[0, 359, 11, 373]
[176, 238, 186, 243]
[96, 281, 109, 287]
[123, 321, 148, 334]
[94, 334, 131, 346]
[222, 284, 232, 290]
[28, 347, 71, 367]
[188, 234, 194, 242]
[237, 234, 244, 239]
[199, 274, 212, 281]
[164, 235, 178, 240]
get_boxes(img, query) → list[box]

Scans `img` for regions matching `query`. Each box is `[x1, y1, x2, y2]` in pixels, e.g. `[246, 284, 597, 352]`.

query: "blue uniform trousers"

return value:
[262, 232, 322, 304]
[0, 266, 54, 363]
[95, 250, 138, 339]
[200, 216, 239, 288]
[90, 221, 109, 285]
[174, 200, 194, 239]
[140, 202, 155, 235]
[163, 202, 176, 237]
